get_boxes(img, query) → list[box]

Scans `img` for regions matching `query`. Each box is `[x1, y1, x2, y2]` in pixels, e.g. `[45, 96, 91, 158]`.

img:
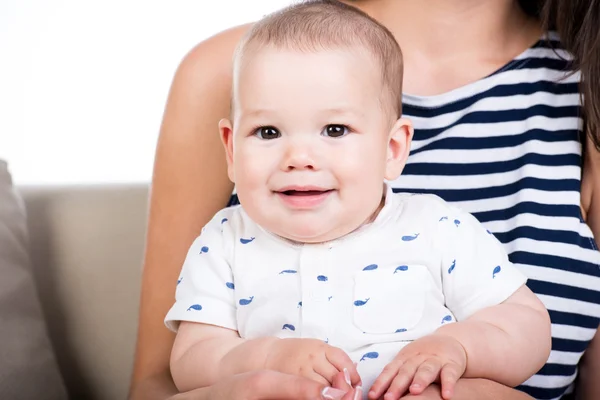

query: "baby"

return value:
[165, 1, 551, 399]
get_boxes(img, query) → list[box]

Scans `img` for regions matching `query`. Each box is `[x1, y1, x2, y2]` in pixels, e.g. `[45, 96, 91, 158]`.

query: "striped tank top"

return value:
[395, 34, 600, 399]
[228, 34, 600, 399]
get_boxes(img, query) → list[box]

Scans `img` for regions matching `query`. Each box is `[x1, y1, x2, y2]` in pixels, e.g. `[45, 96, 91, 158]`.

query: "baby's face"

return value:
[221, 47, 410, 243]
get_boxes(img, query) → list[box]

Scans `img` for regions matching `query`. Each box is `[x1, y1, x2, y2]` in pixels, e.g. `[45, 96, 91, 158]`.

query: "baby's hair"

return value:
[233, 0, 403, 118]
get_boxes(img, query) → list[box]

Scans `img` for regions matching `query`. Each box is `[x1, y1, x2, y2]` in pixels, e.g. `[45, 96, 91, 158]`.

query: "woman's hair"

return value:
[539, 0, 600, 149]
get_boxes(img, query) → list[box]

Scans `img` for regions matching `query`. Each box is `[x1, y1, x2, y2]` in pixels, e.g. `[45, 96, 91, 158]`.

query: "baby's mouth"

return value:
[281, 189, 333, 196]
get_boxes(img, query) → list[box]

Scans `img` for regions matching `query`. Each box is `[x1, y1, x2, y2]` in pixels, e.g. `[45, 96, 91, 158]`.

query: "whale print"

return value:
[354, 298, 370, 307]
[448, 259, 456, 274]
[441, 315, 453, 324]
[221, 218, 228, 224]
[226, 282, 235, 289]
[454, 219, 461, 227]
[493, 265, 502, 279]
[177, 277, 182, 285]
[240, 237, 255, 244]
[360, 352, 379, 362]
[486, 229, 493, 235]
[279, 270, 297, 275]
[328, 296, 333, 301]
[363, 264, 378, 271]
[325, 338, 329, 344]
[402, 233, 420, 242]
[239, 296, 254, 306]
[395, 328, 407, 333]
[297, 301, 302, 308]
[282, 324, 296, 331]
[317, 275, 328, 282]
[199, 246, 209, 254]
[187, 304, 202, 311]
[439, 216, 448, 222]
[394, 265, 408, 274]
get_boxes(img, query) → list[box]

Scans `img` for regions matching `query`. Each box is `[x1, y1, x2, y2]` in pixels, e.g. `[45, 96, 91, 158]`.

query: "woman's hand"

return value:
[169, 370, 362, 400]
[398, 379, 534, 400]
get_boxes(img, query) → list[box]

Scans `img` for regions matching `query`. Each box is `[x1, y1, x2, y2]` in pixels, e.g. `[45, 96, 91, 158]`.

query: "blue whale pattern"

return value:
[240, 237, 255, 244]
[395, 328, 407, 333]
[187, 304, 202, 311]
[493, 265, 502, 278]
[360, 352, 379, 361]
[439, 216, 448, 221]
[282, 324, 296, 331]
[239, 296, 254, 306]
[317, 275, 328, 282]
[448, 259, 456, 274]
[454, 219, 461, 227]
[363, 264, 378, 271]
[199, 246, 209, 254]
[226, 282, 235, 289]
[279, 270, 297, 275]
[402, 234, 419, 241]
[354, 298, 370, 306]
[394, 265, 408, 273]
[441, 315, 453, 324]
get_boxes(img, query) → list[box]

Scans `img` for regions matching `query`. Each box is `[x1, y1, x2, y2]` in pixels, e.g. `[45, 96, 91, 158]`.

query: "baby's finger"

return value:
[439, 363, 462, 400]
[409, 358, 442, 395]
[367, 360, 403, 399]
[306, 371, 331, 386]
[314, 357, 343, 385]
[325, 347, 361, 386]
[380, 357, 423, 400]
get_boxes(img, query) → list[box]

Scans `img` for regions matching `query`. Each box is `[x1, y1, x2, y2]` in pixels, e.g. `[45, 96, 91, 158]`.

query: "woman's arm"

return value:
[128, 24, 251, 400]
[400, 379, 534, 400]
[577, 133, 600, 399]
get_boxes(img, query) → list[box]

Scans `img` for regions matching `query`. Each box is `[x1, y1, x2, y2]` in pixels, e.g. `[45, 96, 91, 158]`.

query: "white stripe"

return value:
[523, 371, 578, 390]
[546, 349, 583, 365]
[517, 47, 574, 62]
[408, 92, 580, 128]
[409, 140, 580, 164]
[446, 190, 581, 213]
[485, 213, 585, 237]
[404, 68, 579, 108]
[517, 264, 600, 294]
[538, 294, 600, 318]
[502, 237, 600, 267]
[551, 323, 598, 342]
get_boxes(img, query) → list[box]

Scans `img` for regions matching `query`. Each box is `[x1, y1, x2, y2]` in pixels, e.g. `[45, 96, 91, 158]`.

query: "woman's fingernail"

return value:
[353, 385, 363, 400]
[322, 387, 347, 400]
[344, 368, 352, 386]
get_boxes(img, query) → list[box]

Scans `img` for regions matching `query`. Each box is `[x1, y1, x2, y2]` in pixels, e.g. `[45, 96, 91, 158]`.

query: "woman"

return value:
[129, 1, 600, 399]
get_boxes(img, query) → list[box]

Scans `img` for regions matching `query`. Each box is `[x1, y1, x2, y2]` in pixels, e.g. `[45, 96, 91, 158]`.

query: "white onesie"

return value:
[165, 187, 527, 394]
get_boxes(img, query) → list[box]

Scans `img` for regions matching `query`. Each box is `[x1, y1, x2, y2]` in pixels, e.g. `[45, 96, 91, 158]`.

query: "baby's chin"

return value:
[270, 222, 357, 244]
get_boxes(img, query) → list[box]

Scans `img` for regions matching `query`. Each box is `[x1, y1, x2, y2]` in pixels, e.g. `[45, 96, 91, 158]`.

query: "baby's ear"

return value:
[219, 118, 236, 183]
[384, 117, 413, 180]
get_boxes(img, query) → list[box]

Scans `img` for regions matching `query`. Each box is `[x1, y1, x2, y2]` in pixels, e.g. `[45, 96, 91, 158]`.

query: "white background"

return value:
[0, 0, 292, 185]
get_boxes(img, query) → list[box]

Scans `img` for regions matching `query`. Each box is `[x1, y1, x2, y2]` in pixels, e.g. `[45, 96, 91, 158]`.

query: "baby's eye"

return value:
[322, 124, 349, 138]
[254, 126, 281, 140]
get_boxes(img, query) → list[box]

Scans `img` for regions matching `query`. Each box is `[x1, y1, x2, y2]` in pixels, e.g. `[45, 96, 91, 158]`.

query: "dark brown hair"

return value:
[234, 0, 404, 118]
[540, 0, 600, 149]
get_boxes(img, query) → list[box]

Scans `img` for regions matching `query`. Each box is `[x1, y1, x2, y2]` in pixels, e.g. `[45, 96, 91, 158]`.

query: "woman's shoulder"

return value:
[176, 23, 252, 83]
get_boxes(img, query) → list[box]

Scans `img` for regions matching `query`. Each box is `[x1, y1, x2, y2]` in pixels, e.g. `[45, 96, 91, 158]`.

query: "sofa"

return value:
[18, 183, 149, 400]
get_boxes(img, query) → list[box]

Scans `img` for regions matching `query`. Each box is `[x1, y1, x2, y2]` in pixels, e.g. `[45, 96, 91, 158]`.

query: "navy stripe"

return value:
[518, 385, 571, 400]
[404, 82, 578, 118]
[474, 202, 580, 223]
[403, 153, 579, 176]
[412, 105, 580, 141]
[510, 251, 600, 276]
[227, 194, 240, 207]
[528, 280, 600, 309]
[552, 337, 590, 353]
[493, 226, 595, 248]
[410, 129, 579, 155]
[393, 178, 581, 202]
[547, 309, 600, 330]
[537, 362, 577, 377]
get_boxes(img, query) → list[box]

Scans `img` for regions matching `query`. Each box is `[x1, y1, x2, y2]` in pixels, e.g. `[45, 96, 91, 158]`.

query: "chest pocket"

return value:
[353, 264, 430, 334]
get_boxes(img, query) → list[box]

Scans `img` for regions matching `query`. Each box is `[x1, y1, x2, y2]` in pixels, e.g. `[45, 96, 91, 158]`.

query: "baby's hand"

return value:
[265, 338, 361, 387]
[368, 334, 467, 400]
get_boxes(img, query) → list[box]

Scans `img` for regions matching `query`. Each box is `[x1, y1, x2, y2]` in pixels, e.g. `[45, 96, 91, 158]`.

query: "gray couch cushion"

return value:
[0, 160, 67, 400]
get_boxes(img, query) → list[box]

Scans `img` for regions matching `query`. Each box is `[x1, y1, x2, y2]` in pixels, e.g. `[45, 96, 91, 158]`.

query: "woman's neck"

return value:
[346, 0, 542, 95]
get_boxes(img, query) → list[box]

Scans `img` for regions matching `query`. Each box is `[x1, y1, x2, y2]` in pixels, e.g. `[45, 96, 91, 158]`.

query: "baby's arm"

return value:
[170, 322, 275, 391]
[170, 323, 361, 392]
[435, 284, 551, 386]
